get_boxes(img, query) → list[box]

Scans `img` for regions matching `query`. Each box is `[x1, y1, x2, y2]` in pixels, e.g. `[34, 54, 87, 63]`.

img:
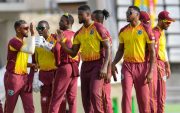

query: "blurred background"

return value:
[0, 0, 180, 113]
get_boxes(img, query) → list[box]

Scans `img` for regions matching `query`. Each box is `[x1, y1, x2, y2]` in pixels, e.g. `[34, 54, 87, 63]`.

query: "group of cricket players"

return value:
[0, 4, 174, 113]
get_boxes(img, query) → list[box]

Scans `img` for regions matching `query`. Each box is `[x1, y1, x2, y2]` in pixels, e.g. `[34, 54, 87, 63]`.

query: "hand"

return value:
[24, 83, 32, 93]
[99, 66, 107, 79]
[145, 71, 153, 84]
[165, 66, 171, 79]
[111, 63, 118, 79]
[30, 22, 35, 36]
[56, 29, 66, 44]
[31, 63, 39, 70]
[104, 75, 111, 83]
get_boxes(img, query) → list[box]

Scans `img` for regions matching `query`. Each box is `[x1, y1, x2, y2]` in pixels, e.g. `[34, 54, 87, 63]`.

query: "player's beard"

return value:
[23, 33, 28, 37]
[163, 25, 169, 30]
[79, 19, 86, 24]
[164, 28, 168, 30]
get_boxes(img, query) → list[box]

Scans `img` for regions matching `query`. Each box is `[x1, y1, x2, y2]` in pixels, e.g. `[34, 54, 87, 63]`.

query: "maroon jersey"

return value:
[6, 37, 29, 74]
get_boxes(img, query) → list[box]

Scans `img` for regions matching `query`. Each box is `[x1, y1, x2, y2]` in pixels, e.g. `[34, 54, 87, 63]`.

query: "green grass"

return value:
[131, 102, 180, 113]
[165, 103, 180, 113]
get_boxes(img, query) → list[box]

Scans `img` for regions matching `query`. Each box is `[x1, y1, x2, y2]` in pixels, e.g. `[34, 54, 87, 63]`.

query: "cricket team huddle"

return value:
[0, 4, 174, 113]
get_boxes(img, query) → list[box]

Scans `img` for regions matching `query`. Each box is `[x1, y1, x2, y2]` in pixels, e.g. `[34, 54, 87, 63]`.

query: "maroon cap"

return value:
[140, 11, 150, 23]
[158, 11, 175, 22]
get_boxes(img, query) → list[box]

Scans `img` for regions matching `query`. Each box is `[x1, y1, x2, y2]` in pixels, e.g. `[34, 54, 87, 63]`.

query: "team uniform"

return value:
[49, 30, 79, 113]
[153, 26, 168, 113]
[100, 30, 113, 113]
[4, 37, 34, 113]
[140, 11, 158, 113]
[33, 34, 66, 113]
[73, 22, 110, 113]
[119, 22, 154, 113]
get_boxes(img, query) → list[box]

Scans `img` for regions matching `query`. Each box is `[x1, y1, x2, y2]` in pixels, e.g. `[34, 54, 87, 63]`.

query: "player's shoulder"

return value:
[93, 22, 103, 28]
[74, 26, 83, 37]
[93, 22, 107, 34]
[9, 37, 22, 45]
[152, 26, 160, 32]
[141, 23, 155, 40]
[141, 22, 151, 31]
[93, 22, 106, 30]
[152, 26, 161, 39]
[64, 30, 75, 35]
[118, 24, 129, 35]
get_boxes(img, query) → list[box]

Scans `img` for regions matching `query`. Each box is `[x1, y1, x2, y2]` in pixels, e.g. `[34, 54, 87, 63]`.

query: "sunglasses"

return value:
[36, 26, 46, 31]
[126, 10, 138, 16]
[162, 20, 171, 24]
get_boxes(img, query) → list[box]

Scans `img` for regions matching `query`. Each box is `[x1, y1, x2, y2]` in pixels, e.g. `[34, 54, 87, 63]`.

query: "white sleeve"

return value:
[21, 36, 35, 54]
[165, 49, 169, 61]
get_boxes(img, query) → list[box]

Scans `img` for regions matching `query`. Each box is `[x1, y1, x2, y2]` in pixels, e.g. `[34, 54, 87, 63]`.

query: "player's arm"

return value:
[164, 50, 171, 79]
[112, 43, 124, 76]
[57, 29, 80, 57]
[60, 40, 80, 58]
[100, 40, 111, 79]
[112, 43, 124, 65]
[27, 63, 38, 68]
[27, 53, 39, 69]
[21, 22, 35, 54]
[143, 24, 156, 83]
[146, 43, 156, 83]
[24, 53, 37, 92]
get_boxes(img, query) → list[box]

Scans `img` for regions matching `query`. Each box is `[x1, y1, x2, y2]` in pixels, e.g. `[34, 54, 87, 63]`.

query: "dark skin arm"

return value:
[165, 61, 171, 79]
[100, 40, 111, 79]
[24, 54, 38, 92]
[27, 63, 38, 70]
[112, 43, 124, 77]
[57, 29, 80, 57]
[105, 46, 117, 83]
[60, 42, 80, 58]
[146, 43, 156, 84]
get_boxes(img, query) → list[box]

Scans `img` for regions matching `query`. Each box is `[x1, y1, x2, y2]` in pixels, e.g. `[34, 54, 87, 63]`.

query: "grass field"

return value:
[132, 102, 180, 113]
[165, 103, 180, 113]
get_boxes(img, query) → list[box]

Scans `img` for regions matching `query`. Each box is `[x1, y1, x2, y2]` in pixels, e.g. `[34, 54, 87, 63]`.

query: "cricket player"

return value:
[4, 20, 36, 113]
[48, 13, 79, 113]
[153, 11, 174, 113]
[33, 20, 66, 113]
[92, 9, 114, 113]
[112, 6, 156, 113]
[140, 11, 158, 113]
[59, 5, 111, 113]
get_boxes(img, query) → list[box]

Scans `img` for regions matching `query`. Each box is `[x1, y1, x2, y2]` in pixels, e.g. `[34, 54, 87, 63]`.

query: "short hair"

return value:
[93, 9, 110, 20]
[38, 20, 50, 29]
[62, 13, 74, 25]
[14, 20, 27, 30]
[128, 6, 140, 14]
[78, 5, 91, 12]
